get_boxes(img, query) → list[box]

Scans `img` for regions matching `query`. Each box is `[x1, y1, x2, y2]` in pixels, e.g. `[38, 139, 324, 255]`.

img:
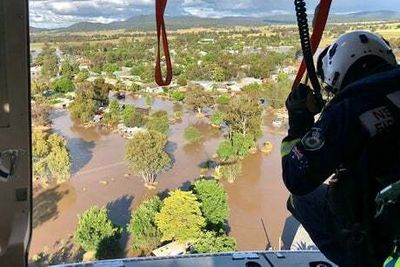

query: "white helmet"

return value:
[317, 31, 397, 93]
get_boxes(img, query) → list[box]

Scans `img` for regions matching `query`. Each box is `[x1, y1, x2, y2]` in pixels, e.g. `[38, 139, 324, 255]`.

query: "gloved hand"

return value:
[286, 84, 320, 138]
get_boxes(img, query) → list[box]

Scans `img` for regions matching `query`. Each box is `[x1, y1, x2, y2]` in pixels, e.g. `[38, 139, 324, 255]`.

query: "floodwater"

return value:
[30, 97, 293, 260]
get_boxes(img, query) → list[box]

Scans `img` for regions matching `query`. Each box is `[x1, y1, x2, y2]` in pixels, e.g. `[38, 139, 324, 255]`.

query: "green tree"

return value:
[145, 111, 169, 134]
[212, 66, 225, 82]
[193, 231, 236, 253]
[76, 70, 90, 82]
[123, 105, 145, 127]
[155, 190, 206, 242]
[69, 83, 97, 123]
[60, 60, 78, 79]
[125, 130, 171, 186]
[53, 77, 75, 93]
[128, 196, 163, 254]
[217, 134, 255, 161]
[32, 129, 71, 183]
[185, 85, 214, 114]
[46, 134, 72, 181]
[74, 207, 122, 259]
[93, 78, 113, 103]
[38, 44, 58, 78]
[222, 96, 262, 139]
[171, 91, 185, 102]
[31, 80, 50, 95]
[193, 179, 229, 229]
[210, 112, 223, 127]
[103, 63, 119, 77]
[184, 126, 202, 144]
[103, 99, 120, 126]
[217, 95, 230, 105]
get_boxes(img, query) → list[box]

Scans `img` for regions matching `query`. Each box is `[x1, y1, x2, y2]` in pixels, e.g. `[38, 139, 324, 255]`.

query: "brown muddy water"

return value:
[30, 97, 296, 260]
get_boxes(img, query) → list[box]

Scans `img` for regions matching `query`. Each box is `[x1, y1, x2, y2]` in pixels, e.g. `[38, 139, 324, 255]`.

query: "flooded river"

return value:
[30, 96, 294, 259]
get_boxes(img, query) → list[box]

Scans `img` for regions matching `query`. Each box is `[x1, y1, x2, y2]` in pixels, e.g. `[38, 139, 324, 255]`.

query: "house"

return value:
[30, 66, 41, 80]
[151, 241, 188, 257]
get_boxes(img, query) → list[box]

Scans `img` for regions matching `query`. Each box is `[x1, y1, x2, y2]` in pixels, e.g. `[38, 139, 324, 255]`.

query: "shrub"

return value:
[184, 126, 202, 144]
[171, 91, 185, 102]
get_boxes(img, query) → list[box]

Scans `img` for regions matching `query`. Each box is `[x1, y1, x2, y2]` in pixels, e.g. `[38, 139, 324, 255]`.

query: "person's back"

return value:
[281, 31, 400, 266]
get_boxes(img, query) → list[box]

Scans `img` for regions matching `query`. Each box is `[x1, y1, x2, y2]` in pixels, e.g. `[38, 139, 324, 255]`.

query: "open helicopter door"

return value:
[0, 0, 32, 266]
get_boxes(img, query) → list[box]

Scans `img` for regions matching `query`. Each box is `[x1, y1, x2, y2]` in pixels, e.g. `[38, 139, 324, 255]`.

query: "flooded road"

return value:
[30, 98, 291, 259]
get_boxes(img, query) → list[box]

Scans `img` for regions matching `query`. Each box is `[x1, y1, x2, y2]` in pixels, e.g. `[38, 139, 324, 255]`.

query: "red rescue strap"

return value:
[155, 0, 172, 86]
[292, 0, 332, 91]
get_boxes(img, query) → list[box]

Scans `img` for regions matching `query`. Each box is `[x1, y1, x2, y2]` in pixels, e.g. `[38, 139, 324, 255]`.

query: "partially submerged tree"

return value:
[145, 111, 169, 134]
[214, 162, 242, 183]
[128, 196, 163, 254]
[185, 85, 214, 114]
[155, 190, 205, 242]
[123, 105, 145, 128]
[125, 130, 171, 187]
[74, 207, 122, 260]
[69, 82, 97, 123]
[221, 96, 262, 139]
[184, 126, 202, 144]
[217, 133, 255, 162]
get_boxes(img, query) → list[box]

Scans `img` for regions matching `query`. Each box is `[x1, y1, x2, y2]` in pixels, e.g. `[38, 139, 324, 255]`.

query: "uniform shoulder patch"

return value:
[359, 106, 394, 137]
[301, 128, 325, 151]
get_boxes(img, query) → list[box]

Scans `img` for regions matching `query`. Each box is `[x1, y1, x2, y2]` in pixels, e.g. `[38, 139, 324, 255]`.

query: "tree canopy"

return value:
[193, 179, 229, 229]
[193, 231, 236, 253]
[32, 129, 71, 183]
[155, 190, 205, 242]
[74, 207, 122, 259]
[145, 111, 169, 134]
[123, 105, 145, 128]
[128, 196, 163, 254]
[185, 85, 214, 113]
[125, 130, 171, 186]
[53, 77, 75, 93]
[184, 126, 202, 144]
[69, 82, 97, 123]
[221, 96, 262, 139]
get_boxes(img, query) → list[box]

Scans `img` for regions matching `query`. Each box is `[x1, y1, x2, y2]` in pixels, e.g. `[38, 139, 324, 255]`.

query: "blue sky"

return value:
[29, 0, 400, 28]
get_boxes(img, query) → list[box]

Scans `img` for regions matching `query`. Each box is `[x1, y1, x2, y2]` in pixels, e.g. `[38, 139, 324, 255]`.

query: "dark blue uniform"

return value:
[281, 67, 400, 266]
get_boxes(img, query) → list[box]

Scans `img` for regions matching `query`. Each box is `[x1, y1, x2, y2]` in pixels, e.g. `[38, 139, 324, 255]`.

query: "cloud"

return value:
[29, 0, 400, 28]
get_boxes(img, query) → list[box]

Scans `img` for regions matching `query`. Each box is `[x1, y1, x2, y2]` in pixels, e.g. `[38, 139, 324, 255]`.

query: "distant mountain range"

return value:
[30, 10, 400, 33]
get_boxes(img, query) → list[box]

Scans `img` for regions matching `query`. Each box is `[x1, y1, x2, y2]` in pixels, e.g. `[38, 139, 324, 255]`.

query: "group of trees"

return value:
[125, 130, 171, 187]
[74, 179, 235, 260]
[32, 129, 71, 184]
[69, 78, 115, 123]
[126, 179, 235, 255]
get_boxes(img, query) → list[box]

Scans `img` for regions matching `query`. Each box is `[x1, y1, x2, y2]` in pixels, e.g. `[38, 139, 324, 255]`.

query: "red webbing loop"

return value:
[155, 0, 172, 86]
[292, 0, 332, 91]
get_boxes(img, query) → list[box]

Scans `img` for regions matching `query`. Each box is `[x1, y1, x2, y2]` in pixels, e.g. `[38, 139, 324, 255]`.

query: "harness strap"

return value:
[292, 0, 332, 90]
[155, 0, 172, 86]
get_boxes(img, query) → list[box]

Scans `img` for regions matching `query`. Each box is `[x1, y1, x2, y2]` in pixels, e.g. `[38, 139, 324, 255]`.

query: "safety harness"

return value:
[155, 0, 172, 86]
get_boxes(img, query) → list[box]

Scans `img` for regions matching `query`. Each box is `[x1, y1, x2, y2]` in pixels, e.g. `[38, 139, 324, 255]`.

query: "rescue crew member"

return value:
[282, 31, 400, 266]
